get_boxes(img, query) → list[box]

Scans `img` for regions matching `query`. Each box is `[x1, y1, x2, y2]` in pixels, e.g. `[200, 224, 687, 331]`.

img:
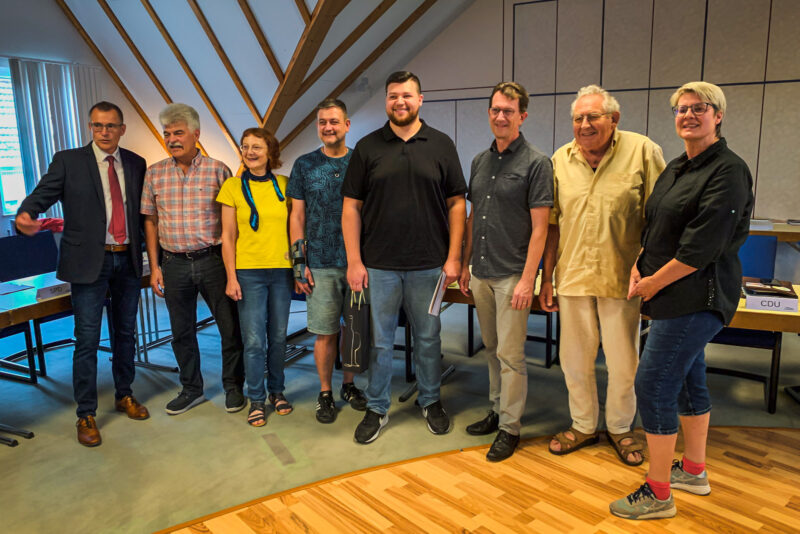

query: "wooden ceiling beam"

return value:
[96, 0, 210, 156]
[237, 0, 284, 84]
[187, 0, 261, 122]
[295, 0, 312, 25]
[298, 0, 395, 97]
[141, 0, 239, 156]
[262, 0, 349, 134]
[55, 0, 169, 154]
[280, 0, 436, 149]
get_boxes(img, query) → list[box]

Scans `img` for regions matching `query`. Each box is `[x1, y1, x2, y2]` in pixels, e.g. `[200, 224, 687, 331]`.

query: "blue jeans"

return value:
[366, 267, 442, 414]
[236, 268, 292, 402]
[635, 311, 724, 435]
[71, 251, 140, 417]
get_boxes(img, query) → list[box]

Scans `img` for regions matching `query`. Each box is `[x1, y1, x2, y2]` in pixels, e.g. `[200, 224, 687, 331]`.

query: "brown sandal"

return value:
[269, 393, 293, 415]
[606, 430, 645, 466]
[548, 426, 600, 455]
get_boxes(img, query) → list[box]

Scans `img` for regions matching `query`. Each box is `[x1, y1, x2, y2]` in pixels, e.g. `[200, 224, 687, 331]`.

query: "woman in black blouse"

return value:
[610, 82, 753, 520]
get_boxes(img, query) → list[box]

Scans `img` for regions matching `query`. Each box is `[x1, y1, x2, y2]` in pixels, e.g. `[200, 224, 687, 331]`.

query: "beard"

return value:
[388, 107, 419, 127]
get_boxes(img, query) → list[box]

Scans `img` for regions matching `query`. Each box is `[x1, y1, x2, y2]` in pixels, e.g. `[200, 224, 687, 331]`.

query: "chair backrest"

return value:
[0, 231, 59, 282]
[738, 234, 777, 279]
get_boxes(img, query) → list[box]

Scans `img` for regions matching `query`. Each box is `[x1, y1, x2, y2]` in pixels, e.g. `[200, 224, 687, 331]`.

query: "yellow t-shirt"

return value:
[216, 175, 292, 269]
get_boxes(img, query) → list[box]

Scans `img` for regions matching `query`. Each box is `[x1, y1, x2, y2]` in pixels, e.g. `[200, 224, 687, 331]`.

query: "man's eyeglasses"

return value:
[672, 102, 715, 116]
[489, 107, 518, 117]
[572, 112, 611, 124]
[90, 122, 122, 131]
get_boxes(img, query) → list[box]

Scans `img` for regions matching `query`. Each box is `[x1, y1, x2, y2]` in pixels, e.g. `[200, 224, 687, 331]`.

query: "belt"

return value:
[104, 244, 129, 252]
[164, 244, 221, 260]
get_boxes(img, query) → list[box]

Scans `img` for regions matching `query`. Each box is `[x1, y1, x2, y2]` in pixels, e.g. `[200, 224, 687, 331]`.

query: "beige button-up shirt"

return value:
[550, 129, 666, 298]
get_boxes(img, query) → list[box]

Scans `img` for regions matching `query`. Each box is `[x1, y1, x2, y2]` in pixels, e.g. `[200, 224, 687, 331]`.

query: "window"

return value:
[0, 58, 25, 216]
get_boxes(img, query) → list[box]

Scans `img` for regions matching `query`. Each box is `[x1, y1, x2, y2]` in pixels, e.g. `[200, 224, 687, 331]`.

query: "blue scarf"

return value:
[241, 169, 284, 231]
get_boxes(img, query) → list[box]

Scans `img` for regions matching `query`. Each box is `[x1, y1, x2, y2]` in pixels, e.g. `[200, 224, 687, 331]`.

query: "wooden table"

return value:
[749, 222, 800, 243]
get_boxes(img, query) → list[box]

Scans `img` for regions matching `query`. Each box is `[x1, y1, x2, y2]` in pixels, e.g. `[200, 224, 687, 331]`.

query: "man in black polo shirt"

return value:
[458, 82, 552, 461]
[342, 71, 467, 444]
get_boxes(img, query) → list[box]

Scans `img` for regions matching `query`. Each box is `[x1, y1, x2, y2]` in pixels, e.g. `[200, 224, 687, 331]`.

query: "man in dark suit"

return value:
[15, 101, 149, 447]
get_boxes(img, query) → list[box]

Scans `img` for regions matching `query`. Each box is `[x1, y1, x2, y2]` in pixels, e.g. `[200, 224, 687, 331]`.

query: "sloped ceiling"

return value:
[55, 0, 471, 171]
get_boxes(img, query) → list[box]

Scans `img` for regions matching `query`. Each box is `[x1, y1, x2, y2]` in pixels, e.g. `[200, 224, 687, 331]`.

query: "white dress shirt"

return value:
[91, 142, 128, 245]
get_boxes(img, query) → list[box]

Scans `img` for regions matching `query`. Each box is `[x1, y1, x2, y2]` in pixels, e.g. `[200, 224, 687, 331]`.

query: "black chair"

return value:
[708, 235, 781, 413]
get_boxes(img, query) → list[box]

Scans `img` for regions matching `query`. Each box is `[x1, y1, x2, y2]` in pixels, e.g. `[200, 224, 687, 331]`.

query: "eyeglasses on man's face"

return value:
[489, 107, 518, 117]
[672, 102, 715, 116]
[90, 122, 122, 131]
[572, 112, 611, 124]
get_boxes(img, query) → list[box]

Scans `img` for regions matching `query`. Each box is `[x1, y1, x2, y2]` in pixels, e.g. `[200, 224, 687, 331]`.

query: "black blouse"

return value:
[637, 138, 753, 324]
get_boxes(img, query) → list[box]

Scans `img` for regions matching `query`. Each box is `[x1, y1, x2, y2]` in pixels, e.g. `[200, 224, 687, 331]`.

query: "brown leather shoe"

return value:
[115, 395, 150, 420]
[76, 416, 101, 447]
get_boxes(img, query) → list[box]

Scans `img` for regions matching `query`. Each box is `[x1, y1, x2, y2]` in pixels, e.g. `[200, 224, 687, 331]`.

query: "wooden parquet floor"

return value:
[164, 427, 800, 533]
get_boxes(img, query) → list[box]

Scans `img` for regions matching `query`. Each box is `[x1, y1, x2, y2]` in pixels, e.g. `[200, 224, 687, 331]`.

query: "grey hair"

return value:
[159, 103, 200, 131]
[570, 84, 620, 115]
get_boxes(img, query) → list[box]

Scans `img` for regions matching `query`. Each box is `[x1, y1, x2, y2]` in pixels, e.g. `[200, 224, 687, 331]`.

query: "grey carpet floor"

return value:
[2, 300, 800, 533]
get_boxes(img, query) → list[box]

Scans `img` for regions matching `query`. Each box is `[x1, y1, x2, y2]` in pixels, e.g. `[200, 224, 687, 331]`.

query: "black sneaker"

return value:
[225, 389, 246, 413]
[316, 391, 337, 424]
[466, 411, 499, 435]
[422, 400, 451, 435]
[165, 391, 206, 415]
[340, 382, 367, 411]
[486, 430, 520, 462]
[354, 409, 388, 444]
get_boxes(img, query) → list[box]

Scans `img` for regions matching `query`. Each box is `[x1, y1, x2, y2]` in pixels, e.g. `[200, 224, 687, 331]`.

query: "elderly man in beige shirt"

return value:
[540, 85, 665, 466]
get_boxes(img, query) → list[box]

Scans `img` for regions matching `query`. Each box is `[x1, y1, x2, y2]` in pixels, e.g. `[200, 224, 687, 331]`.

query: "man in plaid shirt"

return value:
[141, 103, 245, 415]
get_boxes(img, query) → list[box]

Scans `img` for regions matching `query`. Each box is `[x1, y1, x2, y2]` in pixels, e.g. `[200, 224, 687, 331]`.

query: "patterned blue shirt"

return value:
[286, 147, 351, 268]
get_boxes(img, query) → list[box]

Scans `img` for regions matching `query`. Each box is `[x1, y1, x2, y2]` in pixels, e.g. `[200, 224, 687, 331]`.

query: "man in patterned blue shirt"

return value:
[287, 99, 367, 423]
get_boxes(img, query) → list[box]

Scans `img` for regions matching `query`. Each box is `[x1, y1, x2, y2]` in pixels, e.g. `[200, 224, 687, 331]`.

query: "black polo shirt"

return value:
[342, 120, 466, 270]
[638, 138, 753, 324]
[468, 133, 553, 278]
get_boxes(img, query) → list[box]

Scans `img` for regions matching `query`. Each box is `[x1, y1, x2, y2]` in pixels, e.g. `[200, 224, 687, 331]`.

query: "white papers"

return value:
[0, 282, 33, 295]
[749, 218, 773, 231]
[428, 270, 447, 316]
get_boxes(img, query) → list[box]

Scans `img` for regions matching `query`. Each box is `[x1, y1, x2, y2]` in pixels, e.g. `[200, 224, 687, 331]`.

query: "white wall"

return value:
[0, 0, 167, 198]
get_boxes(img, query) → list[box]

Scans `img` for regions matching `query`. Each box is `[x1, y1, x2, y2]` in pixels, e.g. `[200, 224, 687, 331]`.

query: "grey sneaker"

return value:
[165, 391, 206, 415]
[670, 459, 711, 495]
[422, 400, 451, 435]
[609, 483, 676, 520]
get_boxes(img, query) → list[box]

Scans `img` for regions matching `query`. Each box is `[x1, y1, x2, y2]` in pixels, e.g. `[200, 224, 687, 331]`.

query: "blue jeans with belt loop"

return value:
[635, 310, 724, 435]
[365, 267, 442, 414]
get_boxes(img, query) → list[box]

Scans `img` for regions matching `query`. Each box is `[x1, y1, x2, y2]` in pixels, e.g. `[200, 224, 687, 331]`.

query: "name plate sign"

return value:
[36, 282, 71, 301]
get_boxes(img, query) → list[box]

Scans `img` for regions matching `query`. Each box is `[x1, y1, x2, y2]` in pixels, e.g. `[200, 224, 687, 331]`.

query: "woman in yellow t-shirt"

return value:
[217, 127, 293, 427]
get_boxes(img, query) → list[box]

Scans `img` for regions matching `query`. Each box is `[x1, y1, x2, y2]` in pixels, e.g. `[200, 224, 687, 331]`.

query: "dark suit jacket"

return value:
[18, 143, 147, 284]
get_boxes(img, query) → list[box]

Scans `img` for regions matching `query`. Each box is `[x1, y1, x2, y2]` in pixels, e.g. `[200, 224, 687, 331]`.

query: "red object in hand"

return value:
[38, 217, 64, 232]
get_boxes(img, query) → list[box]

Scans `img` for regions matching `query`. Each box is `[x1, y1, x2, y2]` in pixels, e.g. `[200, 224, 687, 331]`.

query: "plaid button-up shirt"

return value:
[140, 151, 232, 252]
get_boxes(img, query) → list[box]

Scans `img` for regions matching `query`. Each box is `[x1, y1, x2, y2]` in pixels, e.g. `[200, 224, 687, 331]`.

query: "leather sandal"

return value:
[606, 430, 645, 466]
[247, 402, 266, 427]
[269, 393, 293, 415]
[548, 426, 600, 456]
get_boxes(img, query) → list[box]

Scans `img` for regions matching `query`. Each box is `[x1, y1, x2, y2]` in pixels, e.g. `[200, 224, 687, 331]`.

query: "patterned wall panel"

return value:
[703, 0, 770, 84]
[555, 0, 602, 93]
[602, 0, 653, 90]
[513, 1, 557, 94]
[766, 0, 800, 81]
[649, 0, 704, 88]
[755, 82, 800, 219]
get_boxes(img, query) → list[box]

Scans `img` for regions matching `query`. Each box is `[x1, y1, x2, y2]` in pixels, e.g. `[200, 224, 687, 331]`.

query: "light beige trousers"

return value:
[557, 295, 641, 435]
[471, 273, 530, 435]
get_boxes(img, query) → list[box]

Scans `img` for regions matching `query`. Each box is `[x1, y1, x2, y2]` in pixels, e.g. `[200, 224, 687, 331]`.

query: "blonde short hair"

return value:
[670, 81, 726, 136]
[570, 84, 620, 115]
